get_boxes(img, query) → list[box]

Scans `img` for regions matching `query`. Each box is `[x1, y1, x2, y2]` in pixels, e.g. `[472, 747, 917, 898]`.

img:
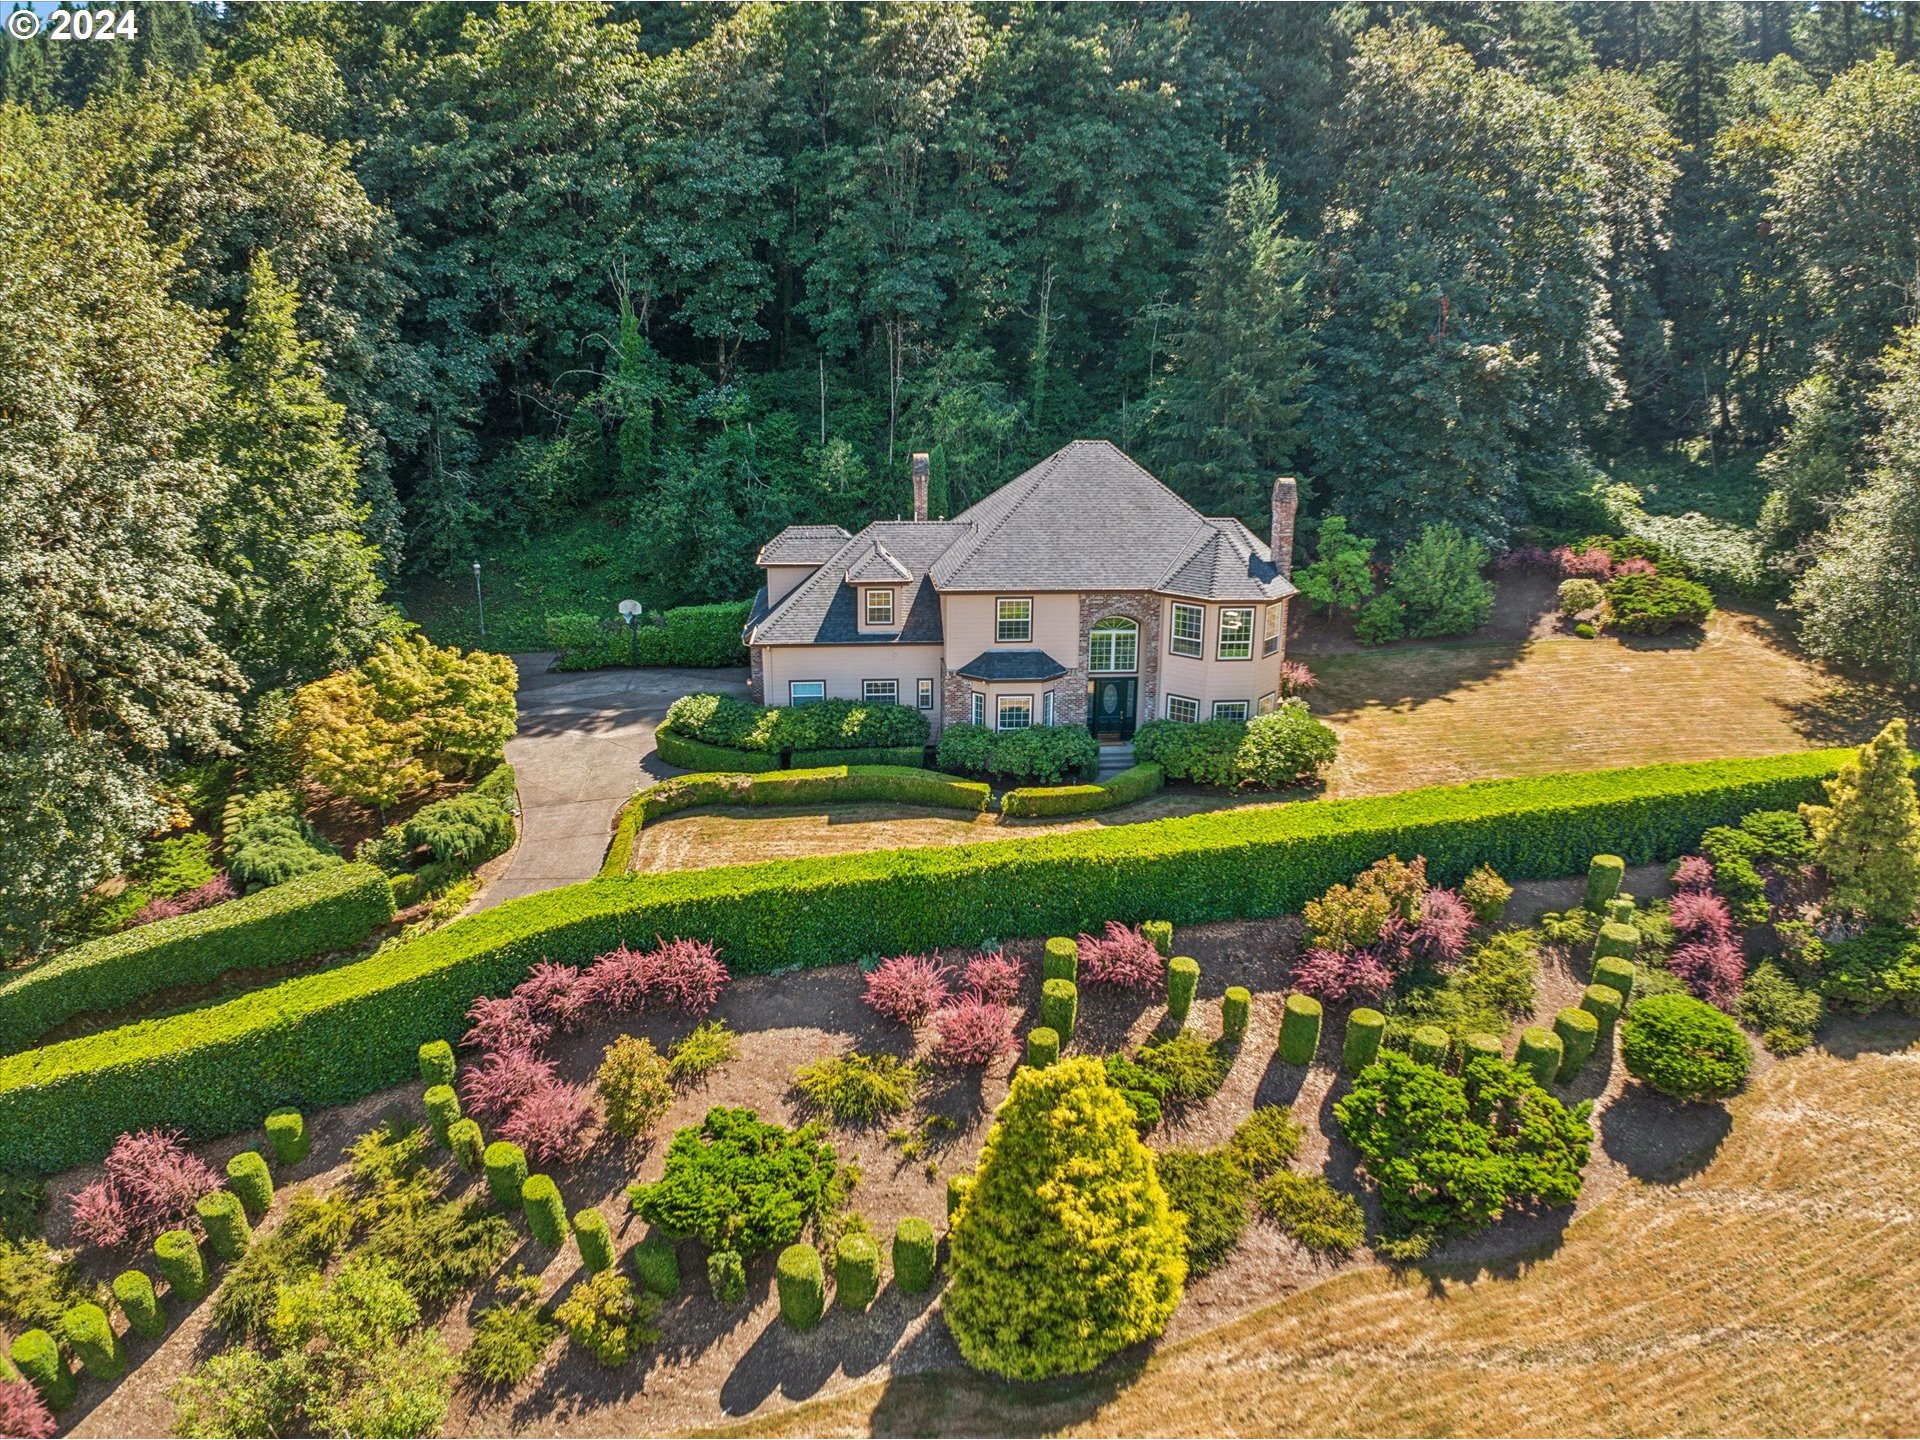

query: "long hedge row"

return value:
[0, 748, 1854, 1171]
[1001, 763, 1166, 818]
[652, 725, 782, 773]
[0, 863, 394, 1056]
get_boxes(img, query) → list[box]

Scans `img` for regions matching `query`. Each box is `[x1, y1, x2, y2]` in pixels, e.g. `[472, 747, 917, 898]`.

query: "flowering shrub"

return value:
[1076, 922, 1165, 992]
[462, 995, 551, 1056]
[930, 997, 1019, 1066]
[1405, 888, 1472, 966]
[1290, 945, 1394, 1004]
[68, 1129, 220, 1250]
[863, 953, 953, 1024]
[129, 873, 236, 928]
[959, 951, 1024, 1006]
[579, 943, 654, 1012]
[1669, 887, 1733, 939]
[1276, 661, 1317, 699]
[460, 1048, 559, 1124]
[496, 1079, 596, 1165]
[1669, 937, 1745, 1008]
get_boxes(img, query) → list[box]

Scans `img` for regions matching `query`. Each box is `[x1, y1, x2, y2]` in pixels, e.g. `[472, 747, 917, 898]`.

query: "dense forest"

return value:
[5, 0, 1920, 946]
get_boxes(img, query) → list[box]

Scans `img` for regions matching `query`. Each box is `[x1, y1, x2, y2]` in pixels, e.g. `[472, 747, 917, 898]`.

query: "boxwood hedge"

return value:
[652, 725, 781, 774]
[0, 747, 1855, 1172]
[1000, 763, 1165, 818]
[0, 862, 394, 1054]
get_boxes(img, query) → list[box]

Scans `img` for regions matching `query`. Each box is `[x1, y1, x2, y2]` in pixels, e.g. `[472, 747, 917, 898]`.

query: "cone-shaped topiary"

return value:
[196, 1190, 250, 1262]
[1593, 921, 1641, 963]
[1025, 1027, 1059, 1068]
[59, 1303, 124, 1381]
[1801, 719, 1920, 923]
[1553, 1006, 1600, 1081]
[629, 1237, 680, 1298]
[1591, 957, 1636, 1009]
[1142, 920, 1174, 958]
[1343, 1008, 1385, 1072]
[226, 1151, 273, 1219]
[1279, 994, 1322, 1066]
[1462, 1032, 1505, 1063]
[484, 1141, 528, 1209]
[835, 1233, 880, 1312]
[113, 1269, 164, 1338]
[776, 1243, 825, 1330]
[8, 1331, 72, 1411]
[153, 1230, 206, 1303]
[1581, 983, 1626, 1035]
[1585, 854, 1625, 911]
[1220, 986, 1251, 1044]
[448, 1117, 485, 1172]
[892, 1217, 937, 1293]
[1040, 977, 1077, 1039]
[418, 1039, 457, 1088]
[1515, 1027, 1564, 1088]
[573, 1208, 614, 1273]
[1165, 957, 1199, 1022]
[522, 1174, 569, 1247]
[945, 1057, 1185, 1380]
[1042, 937, 1078, 984]
[424, 1084, 461, 1147]
[263, 1108, 308, 1166]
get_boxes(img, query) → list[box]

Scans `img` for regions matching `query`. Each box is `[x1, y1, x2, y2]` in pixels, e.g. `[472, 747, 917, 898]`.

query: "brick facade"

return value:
[1071, 592, 1161, 729]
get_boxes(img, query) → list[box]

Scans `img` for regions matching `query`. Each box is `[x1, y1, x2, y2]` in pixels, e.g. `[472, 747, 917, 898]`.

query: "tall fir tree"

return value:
[1800, 719, 1920, 924]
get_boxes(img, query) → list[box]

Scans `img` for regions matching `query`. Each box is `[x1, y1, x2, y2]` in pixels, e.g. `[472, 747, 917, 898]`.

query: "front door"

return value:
[1090, 677, 1137, 741]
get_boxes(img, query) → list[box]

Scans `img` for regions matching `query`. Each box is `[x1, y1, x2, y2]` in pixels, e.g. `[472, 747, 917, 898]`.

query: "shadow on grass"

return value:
[830, 1334, 1152, 1439]
[1819, 1011, 1920, 1060]
[1597, 1084, 1732, 1183]
[1780, 678, 1920, 747]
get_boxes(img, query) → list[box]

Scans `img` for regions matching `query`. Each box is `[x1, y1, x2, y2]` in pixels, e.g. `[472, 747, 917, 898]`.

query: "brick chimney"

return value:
[911, 452, 930, 522]
[1270, 475, 1299, 577]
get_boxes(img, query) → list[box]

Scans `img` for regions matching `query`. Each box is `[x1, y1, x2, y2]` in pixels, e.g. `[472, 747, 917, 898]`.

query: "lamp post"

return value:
[472, 561, 486, 639]
[619, 599, 643, 667]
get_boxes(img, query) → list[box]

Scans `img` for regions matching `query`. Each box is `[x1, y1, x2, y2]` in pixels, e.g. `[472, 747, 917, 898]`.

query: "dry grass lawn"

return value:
[719, 1015, 1920, 1439]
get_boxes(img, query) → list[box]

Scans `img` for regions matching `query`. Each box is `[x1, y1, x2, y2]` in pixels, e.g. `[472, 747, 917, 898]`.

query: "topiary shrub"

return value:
[225, 1151, 273, 1220]
[447, 1118, 485, 1172]
[892, 1217, 937, 1294]
[264, 1108, 308, 1166]
[1040, 978, 1078, 1040]
[1166, 957, 1200, 1023]
[423, 1084, 461, 1148]
[835, 1233, 880, 1312]
[1591, 957, 1636, 1008]
[484, 1141, 528, 1210]
[521, 1175, 569, 1248]
[1580, 983, 1625, 1035]
[707, 1248, 747, 1304]
[1462, 1032, 1504, 1063]
[7, 1332, 71, 1411]
[417, 1040, 456, 1088]
[153, 1230, 207, 1303]
[1221, 986, 1251, 1044]
[1585, 855, 1625, 911]
[1025, 1027, 1059, 1068]
[1042, 936, 1077, 984]
[1142, 920, 1174, 958]
[1621, 993, 1752, 1101]
[945, 1059, 1185, 1379]
[60, 1302, 124, 1381]
[628, 1237, 680, 1299]
[1343, 1008, 1386, 1072]
[1514, 1027, 1564, 1087]
[1279, 994, 1322, 1065]
[1409, 1025, 1451, 1068]
[1553, 1007, 1600, 1081]
[1594, 921, 1641, 963]
[113, 1268, 164, 1338]
[776, 1243, 826, 1330]
[563, 1210, 609, 1276]
[1607, 896, 1636, 925]
[196, 1191, 251, 1262]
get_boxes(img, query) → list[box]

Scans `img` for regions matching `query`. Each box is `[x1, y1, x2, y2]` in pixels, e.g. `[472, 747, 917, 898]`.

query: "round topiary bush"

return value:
[574, 1208, 614, 1273]
[776, 1243, 826, 1330]
[892, 1217, 937, 1294]
[1462, 1031, 1505, 1064]
[1591, 957, 1636, 1008]
[835, 1233, 880, 1312]
[1165, 957, 1200, 1023]
[1585, 854, 1625, 911]
[1040, 977, 1077, 1039]
[1409, 1025, 1451, 1068]
[522, 1174, 569, 1247]
[195, 1190, 251, 1262]
[1025, 1027, 1060, 1069]
[418, 1039, 457, 1088]
[225, 1151, 273, 1220]
[944, 1058, 1185, 1380]
[1553, 1006, 1600, 1081]
[629, 1237, 681, 1299]
[1594, 921, 1641, 963]
[59, 1303, 124, 1382]
[263, 1107, 308, 1166]
[7, 1331, 72, 1411]
[447, 1117, 485, 1172]
[1043, 937, 1078, 984]
[1220, 986, 1251, 1044]
[1343, 1008, 1386, 1072]
[1515, 1027, 1564, 1088]
[1278, 994, 1322, 1066]
[484, 1141, 528, 1209]
[153, 1230, 206, 1303]
[424, 1083, 462, 1147]
[1142, 920, 1174, 958]
[1581, 983, 1625, 1034]
[112, 1269, 164, 1338]
[1621, 993, 1752, 1102]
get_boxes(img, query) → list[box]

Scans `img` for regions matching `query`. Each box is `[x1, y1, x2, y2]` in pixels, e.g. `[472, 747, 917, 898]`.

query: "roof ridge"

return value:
[754, 528, 869, 634]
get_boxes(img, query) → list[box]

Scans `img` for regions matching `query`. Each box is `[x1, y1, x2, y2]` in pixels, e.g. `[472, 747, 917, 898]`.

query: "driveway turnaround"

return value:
[482, 657, 750, 908]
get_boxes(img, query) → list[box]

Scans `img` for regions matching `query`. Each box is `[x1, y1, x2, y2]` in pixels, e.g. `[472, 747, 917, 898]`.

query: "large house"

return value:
[742, 440, 1299, 742]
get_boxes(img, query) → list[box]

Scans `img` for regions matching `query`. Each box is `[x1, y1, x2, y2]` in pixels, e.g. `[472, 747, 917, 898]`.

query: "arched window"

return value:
[1089, 616, 1139, 674]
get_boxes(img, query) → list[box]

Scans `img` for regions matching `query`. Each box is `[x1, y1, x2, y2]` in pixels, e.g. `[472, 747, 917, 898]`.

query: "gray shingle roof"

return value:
[843, 542, 912, 583]
[1158, 517, 1292, 602]
[747, 522, 967, 646]
[952, 649, 1070, 682]
[757, 524, 852, 565]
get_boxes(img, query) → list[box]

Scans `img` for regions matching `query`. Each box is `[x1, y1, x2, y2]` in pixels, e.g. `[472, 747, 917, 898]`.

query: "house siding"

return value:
[760, 643, 945, 726]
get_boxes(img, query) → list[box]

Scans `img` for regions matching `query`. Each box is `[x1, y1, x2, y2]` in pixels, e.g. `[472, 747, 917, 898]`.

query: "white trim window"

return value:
[916, 678, 935, 710]
[1043, 691, 1056, 725]
[789, 680, 825, 706]
[997, 695, 1034, 731]
[863, 679, 898, 704]
[1218, 607, 1254, 660]
[971, 690, 985, 727]
[864, 589, 895, 627]
[1089, 616, 1139, 673]
[1170, 602, 1203, 658]
[995, 597, 1033, 644]
[1257, 692, 1278, 714]
[1167, 694, 1200, 723]
[1264, 601, 1284, 657]
[1213, 700, 1250, 722]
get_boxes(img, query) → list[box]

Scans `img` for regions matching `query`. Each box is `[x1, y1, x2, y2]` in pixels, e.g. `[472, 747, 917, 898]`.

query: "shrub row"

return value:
[934, 723, 1100, 785]
[0, 747, 1859, 1170]
[652, 725, 784, 774]
[1001, 763, 1165, 818]
[548, 600, 753, 671]
[1133, 706, 1338, 790]
[664, 691, 929, 756]
[0, 862, 394, 1054]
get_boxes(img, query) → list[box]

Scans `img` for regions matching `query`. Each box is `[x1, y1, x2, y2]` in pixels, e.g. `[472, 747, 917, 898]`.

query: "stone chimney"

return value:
[911, 452, 930, 522]
[1270, 475, 1299, 577]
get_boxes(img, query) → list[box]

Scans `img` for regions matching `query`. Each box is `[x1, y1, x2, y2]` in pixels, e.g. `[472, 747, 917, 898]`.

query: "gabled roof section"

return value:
[757, 524, 852, 566]
[1159, 517, 1295, 603]
[844, 542, 912, 583]
[748, 521, 967, 646]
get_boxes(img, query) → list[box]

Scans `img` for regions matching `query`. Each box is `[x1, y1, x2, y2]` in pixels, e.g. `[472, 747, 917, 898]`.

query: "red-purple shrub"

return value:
[1407, 888, 1472, 966]
[959, 951, 1024, 1006]
[459, 1047, 559, 1123]
[1671, 854, 1715, 893]
[1289, 946, 1394, 1004]
[496, 1078, 596, 1165]
[68, 1129, 220, 1250]
[1669, 936, 1745, 1008]
[649, 936, 729, 1013]
[128, 874, 236, 928]
[580, 943, 657, 1013]
[0, 1381, 56, 1439]
[1495, 545, 1555, 572]
[513, 961, 589, 1032]
[1555, 546, 1615, 580]
[1277, 661, 1318, 698]
[1669, 887, 1734, 939]
[461, 995, 552, 1056]
[929, 997, 1019, 1066]
[863, 953, 954, 1024]
[1077, 922, 1165, 992]
[1612, 555, 1658, 578]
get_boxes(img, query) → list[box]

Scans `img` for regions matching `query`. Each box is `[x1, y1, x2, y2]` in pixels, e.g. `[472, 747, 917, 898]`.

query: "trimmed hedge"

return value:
[1042, 937, 1078, 984]
[448, 1118, 485, 1172]
[1581, 983, 1625, 1033]
[653, 725, 781, 774]
[893, 1217, 937, 1293]
[484, 1142, 527, 1209]
[1584, 854, 1625, 911]
[1409, 1024, 1450, 1068]
[1344, 1008, 1386, 1072]
[835, 1233, 880, 1312]
[1221, 986, 1251, 1044]
[226, 1151, 273, 1219]
[113, 1269, 164, 1338]
[153, 1230, 207, 1303]
[8, 1330, 72, 1410]
[60, 1302, 124, 1381]
[1592, 957, 1637, 1008]
[1515, 1027, 1564, 1087]
[0, 862, 394, 1054]
[790, 744, 926, 769]
[424, 1085, 461, 1146]
[629, 1237, 681, 1298]
[1462, 1032, 1505, 1063]
[522, 1174, 568, 1247]
[1554, 1007, 1600, 1081]
[417, 1040, 456, 1088]
[574, 1209, 615, 1273]
[0, 747, 1861, 1172]
[1280, 994, 1322, 1065]
[1001, 763, 1165, 818]
[1594, 921, 1642, 963]
[1041, 978, 1078, 1040]
[197, 1191, 250, 1261]
[264, 1108, 309, 1166]
[776, 1242, 826, 1330]
[1166, 957, 1199, 1022]
[1026, 1027, 1059, 1068]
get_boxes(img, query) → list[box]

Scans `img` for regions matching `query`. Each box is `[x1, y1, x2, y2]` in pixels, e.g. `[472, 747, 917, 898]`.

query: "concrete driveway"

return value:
[481, 657, 750, 908]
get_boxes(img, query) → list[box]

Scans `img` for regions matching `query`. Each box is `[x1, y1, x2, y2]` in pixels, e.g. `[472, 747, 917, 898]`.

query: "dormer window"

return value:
[864, 588, 895, 627]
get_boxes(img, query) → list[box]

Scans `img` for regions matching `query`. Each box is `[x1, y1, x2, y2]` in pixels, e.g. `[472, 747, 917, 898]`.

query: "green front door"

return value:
[1090, 677, 1137, 741]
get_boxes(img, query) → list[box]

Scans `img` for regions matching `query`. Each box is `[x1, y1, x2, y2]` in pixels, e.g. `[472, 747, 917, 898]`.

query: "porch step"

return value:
[1096, 743, 1135, 779]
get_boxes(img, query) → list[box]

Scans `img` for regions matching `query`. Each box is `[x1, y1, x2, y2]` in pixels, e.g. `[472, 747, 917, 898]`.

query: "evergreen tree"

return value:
[1800, 720, 1920, 924]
